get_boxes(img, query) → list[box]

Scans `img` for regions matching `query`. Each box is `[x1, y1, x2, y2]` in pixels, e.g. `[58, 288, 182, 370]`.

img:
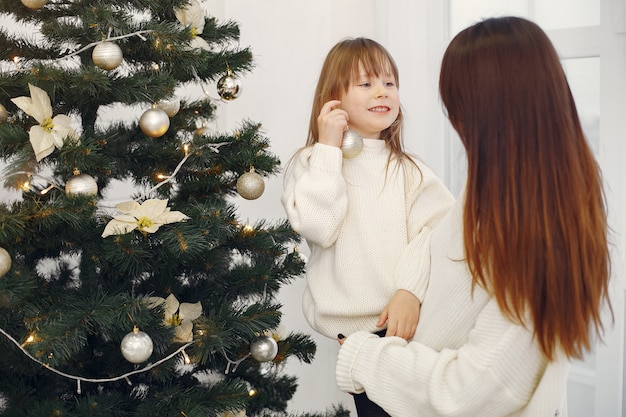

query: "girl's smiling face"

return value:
[339, 62, 400, 139]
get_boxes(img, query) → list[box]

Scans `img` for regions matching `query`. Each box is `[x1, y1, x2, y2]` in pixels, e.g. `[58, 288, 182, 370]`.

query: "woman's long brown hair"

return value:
[439, 16, 611, 360]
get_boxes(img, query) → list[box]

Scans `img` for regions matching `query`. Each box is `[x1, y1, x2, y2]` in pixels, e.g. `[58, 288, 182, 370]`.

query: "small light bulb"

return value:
[21, 333, 38, 347]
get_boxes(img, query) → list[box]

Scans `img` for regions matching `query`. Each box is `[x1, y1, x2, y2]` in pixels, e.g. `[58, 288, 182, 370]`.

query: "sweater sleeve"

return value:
[336, 300, 551, 417]
[394, 160, 455, 300]
[281, 143, 348, 248]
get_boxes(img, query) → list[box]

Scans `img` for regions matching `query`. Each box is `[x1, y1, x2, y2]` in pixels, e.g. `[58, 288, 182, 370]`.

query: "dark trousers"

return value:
[353, 391, 391, 417]
[352, 329, 390, 417]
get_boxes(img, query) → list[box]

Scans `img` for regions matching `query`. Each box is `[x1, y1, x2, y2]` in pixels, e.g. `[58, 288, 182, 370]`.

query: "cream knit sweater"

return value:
[335, 190, 570, 417]
[281, 139, 454, 339]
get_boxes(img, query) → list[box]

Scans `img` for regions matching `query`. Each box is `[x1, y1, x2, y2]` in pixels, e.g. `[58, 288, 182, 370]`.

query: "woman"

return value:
[335, 16, 611, 417]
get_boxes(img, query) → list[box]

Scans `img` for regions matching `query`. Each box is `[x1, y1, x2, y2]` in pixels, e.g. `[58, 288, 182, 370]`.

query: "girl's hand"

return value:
[377, 289, 421, 340]
[317, 100, 348, 147]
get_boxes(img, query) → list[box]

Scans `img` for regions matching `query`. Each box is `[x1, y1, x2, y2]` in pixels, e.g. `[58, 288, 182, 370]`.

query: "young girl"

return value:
[281, 37, 454, 415]
[335, 17, 612, 417]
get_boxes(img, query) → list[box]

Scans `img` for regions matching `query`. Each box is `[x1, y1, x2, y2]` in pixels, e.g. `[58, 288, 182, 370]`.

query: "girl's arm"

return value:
[379, 161, 454, 339]
[281, 143, 348, 248]
[395, 160, 454, 301]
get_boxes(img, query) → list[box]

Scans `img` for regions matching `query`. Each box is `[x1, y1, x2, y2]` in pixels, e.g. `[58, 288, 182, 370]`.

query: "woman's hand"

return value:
[317, 100, 348, 147]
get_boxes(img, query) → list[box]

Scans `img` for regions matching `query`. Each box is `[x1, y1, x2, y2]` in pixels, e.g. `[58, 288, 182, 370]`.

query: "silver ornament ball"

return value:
[341, 129, 363, 159]
[0, 248, 12, 278]
[20, 0, 47, 9]
[217, 74, 242, 100]
[140, 108, 170, 138]
[250, 336, 278, 362]
[120, 328, 153, 363]
[0, 104, 7, 123]
[65, 173, 98, 196]
[155, 98, 180, 117]
[92, 42, 123, 71]
[236, 168, 265, 200]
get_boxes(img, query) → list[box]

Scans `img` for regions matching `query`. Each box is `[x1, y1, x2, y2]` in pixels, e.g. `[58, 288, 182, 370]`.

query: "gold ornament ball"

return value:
[120, 327, 153, 363]
[155, 98, 180, 117]
[92, 42, 123, 71]
[341, 129, 363, 159]
[217, 74, 242, 100]
[20, 0, 48, 9]
[140, 108, 170, 138]
[237, 168, 265, 200]
[250, 336, 278, 362]
[0, 248, 11, 278]
[194, 126, 211, 138]
[0, 104, 7, 123]
[65, 173, 98, 196]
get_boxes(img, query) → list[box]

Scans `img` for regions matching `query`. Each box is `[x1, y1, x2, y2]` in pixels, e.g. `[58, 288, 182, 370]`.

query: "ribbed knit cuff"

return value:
[335, 331, 379, 394]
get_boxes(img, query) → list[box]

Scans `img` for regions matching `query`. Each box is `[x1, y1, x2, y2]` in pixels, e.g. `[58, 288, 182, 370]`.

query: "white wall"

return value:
[211, 1, 448, 413]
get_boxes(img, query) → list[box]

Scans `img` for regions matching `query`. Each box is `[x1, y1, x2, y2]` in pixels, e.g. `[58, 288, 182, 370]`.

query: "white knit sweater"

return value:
[335, 190, 570, 417]
[281, 139, 454, 339]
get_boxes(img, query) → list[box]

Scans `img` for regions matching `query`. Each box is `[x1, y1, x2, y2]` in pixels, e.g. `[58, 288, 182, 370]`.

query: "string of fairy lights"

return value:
[0, 326, 193, 394]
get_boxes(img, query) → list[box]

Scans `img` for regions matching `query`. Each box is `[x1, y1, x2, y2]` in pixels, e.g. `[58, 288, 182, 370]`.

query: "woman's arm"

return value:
[337, 300, 552, 417]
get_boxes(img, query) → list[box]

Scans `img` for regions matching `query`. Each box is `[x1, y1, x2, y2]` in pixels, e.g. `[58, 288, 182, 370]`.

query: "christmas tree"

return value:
[0, 0, 347, 416]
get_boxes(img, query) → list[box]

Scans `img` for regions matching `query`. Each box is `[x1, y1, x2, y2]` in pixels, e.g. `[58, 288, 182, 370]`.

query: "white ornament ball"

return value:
[0, 104, 7, 123]
[120, 328, 153, 363]
[250, 336, 278, 362]
[341, 129, 363, 159]
[0, 248, 12, 278]
[236, 168, 265, 200]
[20, 0, 48, 9]
[92, 42, 123, 71]
[65, 173, 98, 196]
[155, 98, 180, 117]
[140, 108, 170, 138]
[217, 73, 242, 100]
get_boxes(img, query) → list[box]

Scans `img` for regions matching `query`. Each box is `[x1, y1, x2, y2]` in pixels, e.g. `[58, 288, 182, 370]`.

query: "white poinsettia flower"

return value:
[101, 198, 189, 238]
[148, 293, 202, 343]
[11, 83, 78, 161]
[174, 0, 210, 50]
